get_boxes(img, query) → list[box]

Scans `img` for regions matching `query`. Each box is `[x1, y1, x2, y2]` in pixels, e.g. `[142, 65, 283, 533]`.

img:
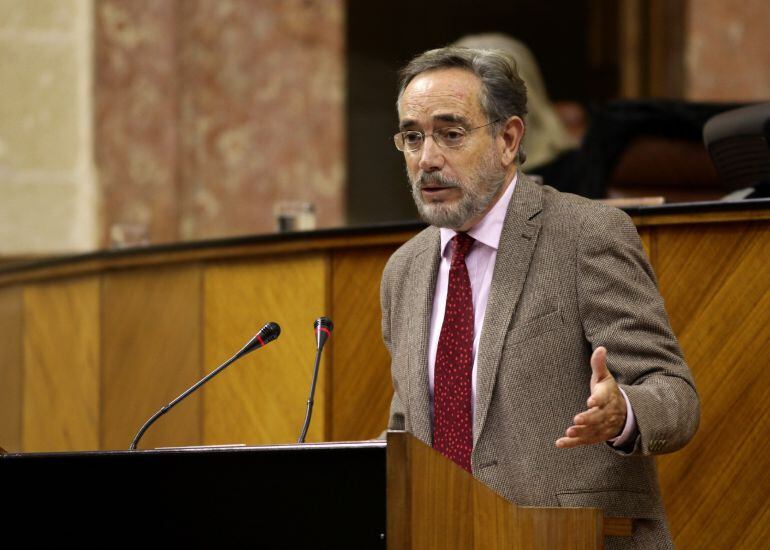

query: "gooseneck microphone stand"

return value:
[129, 322, 281, 450]
[298, 317, 334, 443]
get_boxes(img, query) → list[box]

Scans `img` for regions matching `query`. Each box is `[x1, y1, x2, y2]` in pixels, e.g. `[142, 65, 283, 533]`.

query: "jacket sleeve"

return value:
[381, 255, 406, 431]
[576, 205, 700, 455]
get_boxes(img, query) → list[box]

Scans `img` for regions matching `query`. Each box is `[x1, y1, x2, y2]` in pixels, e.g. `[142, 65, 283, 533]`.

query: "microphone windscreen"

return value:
[238, 322, 281, 357]
[314, 317, 333, 349]
[314, 317, 334, 332]
[260, 322, 281, 344]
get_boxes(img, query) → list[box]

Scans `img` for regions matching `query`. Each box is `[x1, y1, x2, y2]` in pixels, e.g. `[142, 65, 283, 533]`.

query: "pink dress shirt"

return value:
[427, 172, 636, 446]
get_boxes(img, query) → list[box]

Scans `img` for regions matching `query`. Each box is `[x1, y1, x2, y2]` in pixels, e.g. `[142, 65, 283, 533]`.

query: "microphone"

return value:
[298, 317, 334, 443]
[235, 321, 281, 358]
[314, 316, 334, 351]
[129, 322, 281, 450]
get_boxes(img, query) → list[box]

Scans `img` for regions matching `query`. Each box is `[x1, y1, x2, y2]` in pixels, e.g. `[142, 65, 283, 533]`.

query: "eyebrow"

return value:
[434, 113, 470, 126]
[398, 113, 471, 131]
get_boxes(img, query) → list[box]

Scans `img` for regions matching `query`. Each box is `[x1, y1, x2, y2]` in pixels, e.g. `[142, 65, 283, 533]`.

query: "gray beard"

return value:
[409, 161, 506, 230]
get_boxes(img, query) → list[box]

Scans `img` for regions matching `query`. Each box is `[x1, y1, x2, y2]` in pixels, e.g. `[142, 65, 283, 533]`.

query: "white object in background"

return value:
[274, 201, 316, 233]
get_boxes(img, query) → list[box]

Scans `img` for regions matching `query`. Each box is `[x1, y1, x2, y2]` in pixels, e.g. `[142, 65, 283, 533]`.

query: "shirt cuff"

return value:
[609, 387, 637, 447]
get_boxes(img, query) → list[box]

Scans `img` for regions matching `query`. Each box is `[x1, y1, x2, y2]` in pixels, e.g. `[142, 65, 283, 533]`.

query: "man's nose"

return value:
[418, 135, 445, 172]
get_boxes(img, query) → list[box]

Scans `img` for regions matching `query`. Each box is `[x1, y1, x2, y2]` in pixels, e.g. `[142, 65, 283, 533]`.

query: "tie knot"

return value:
[451, 233, 475, 262]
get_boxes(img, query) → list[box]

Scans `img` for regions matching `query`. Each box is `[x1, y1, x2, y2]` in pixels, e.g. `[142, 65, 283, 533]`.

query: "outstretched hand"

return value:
[556, 347, 627, 449]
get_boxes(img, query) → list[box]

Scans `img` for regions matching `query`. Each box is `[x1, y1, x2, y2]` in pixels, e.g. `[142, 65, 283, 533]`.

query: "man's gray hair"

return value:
[397, 46, 528, 163]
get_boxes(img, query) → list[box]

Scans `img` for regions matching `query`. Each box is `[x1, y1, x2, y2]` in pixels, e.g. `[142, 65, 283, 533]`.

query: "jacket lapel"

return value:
[406, 229, 441, 445]
[473, 175, 543, 445]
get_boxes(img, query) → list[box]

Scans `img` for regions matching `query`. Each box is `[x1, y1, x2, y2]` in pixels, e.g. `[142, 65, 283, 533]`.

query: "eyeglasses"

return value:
[393, 119, 500, 152]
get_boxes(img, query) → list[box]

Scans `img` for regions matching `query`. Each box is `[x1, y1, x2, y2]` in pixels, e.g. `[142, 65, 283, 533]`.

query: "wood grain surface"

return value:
[329, 247, 396, 440]
[630, 206, 770, 228]
[653, 220, 770, 548]
[101, 266, 202, 451]
[2, 210, 768, 547]
[22, 277, 100, 452]
[0, 229, 421, 287]
[386, 429, 412, 549]
[0, 286, 23, 452]
[513, 506, 603, 549]
[203, 254, 327, 445]
[409, 429, 475, 548]
[387, 431, 606, 549]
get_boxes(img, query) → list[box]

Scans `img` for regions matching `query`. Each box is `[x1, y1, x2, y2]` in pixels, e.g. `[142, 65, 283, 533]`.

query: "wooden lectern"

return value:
[0, 432, 629, 548]
[388, 431, 631, 549]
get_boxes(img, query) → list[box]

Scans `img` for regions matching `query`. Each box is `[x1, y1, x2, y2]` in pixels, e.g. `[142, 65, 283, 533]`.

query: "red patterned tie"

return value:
[433, 232, 475, 472]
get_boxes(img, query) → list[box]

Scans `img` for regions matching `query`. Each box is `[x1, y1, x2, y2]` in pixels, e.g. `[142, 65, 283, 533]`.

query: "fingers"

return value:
[555, 346, 626, 450]
[556, 436, 579, 449]
[574, 406, 603, 426]
[587, 381, 612, 408]
[588, 347, 614, 407]
[590, 346, 609, 382]
[555, 420, 620, 449]
[556, 435, 607, 449]
[568, 407, 624, 439]
[569, 406, 622, 439]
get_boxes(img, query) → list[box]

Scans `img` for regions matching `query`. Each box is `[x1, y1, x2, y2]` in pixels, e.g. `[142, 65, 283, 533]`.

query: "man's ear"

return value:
[499, 116, 525, 167]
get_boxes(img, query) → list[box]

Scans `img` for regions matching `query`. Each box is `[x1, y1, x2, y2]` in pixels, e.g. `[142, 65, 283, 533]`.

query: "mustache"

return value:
[414, 172, 461, 190]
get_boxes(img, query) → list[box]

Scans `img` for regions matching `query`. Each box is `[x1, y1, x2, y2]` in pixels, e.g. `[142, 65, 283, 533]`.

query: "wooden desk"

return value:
[1, 198, 769, 548]
[628, 200, 770, 549]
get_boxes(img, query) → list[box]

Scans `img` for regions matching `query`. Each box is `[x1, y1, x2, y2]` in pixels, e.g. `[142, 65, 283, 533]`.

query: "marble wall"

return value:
[176, 0, 345, 240]
[2, 1, 766, 254]
[0, 0, 345, 255]
[684, 0, 770, 101]
[95, 0, 179, 245]
[0, 0, 97, 254]
[95, 0, 345, 245]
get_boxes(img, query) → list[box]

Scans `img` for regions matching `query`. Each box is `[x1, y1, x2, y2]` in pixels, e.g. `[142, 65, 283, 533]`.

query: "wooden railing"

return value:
[1, 199, 769, 548]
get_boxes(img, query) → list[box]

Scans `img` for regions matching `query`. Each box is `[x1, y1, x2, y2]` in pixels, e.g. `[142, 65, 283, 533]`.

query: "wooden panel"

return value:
[0, 286, 23, 452]
[513, 507, 602, 549]
[387, 431, 605, 549]
[0, 228, 421, 287]
[619, 0, 643, 98]
[386, 430, 412, 549]
[654, 220, 770, 548]
[330, 247, 396, 440]
[410, 432, 474, 549]
[203, 253, 327, 445]
[101, 265, 202, 451]
[3, 212, 768, 546]
[23, 277, 100, 452]
[631, 207, 770, 227]
[618, 0, 686, 98]
[648, 0, 685, 98]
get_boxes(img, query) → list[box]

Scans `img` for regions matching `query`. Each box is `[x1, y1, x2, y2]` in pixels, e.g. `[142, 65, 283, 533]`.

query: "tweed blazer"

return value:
[381, 175, 700, 549]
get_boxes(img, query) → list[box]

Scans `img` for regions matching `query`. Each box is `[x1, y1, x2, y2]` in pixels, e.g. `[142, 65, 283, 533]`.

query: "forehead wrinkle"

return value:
[433, 113, 470, 126]
[398, 68, 484, 127]
[399, 113, 470, 132]
[400, 91, 473, 119]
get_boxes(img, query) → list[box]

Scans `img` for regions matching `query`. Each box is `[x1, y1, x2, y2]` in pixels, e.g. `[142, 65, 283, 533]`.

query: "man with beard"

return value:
[381, 47, 699, 549]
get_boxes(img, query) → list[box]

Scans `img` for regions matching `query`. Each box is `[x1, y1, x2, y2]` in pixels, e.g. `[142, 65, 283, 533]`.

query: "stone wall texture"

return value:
[0, 0, 97, 254]
[685, 0, 770, 101]
[95, 0, 345, 245]
[2, 1, 767, 253]
[95, 0, 180, 245]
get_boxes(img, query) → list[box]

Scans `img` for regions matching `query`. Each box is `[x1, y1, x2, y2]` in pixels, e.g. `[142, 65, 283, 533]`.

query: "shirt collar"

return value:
[439, 171, 518, 257]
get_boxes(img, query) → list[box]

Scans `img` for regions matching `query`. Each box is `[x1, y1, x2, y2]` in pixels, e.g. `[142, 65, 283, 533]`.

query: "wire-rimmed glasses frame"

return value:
[393, 118, 501, 152]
